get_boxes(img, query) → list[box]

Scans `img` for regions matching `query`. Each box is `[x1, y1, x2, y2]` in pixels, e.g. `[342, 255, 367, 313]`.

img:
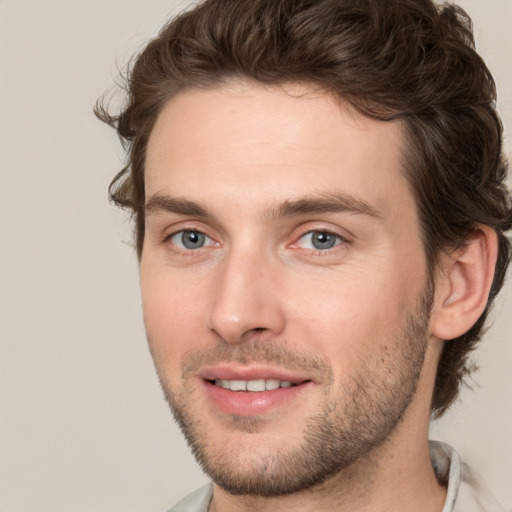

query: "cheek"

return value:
[140, 266, 209, 376]
[285, 263, 423, 370]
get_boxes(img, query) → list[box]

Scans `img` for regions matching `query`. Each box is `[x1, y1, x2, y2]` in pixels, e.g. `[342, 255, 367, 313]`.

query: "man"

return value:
[97, 0, 511, 510]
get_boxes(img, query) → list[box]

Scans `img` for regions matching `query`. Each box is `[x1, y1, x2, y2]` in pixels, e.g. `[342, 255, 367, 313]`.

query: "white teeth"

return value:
[229, 380, 246, 391]
[247, 379, 266, 392]
[213, 379, 296, 391]
[265, 379, 280, 391]
[215, 379, 231, 389]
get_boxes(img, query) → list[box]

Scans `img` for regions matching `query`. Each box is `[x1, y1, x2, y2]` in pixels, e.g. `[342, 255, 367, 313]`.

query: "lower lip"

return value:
[203, 380, 313, 416]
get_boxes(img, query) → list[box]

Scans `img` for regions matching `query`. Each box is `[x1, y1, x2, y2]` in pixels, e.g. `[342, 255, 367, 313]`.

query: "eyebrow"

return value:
[268, 193, 382, 220]
[144, 192, 382, 220]
[145, 194, 213, 218]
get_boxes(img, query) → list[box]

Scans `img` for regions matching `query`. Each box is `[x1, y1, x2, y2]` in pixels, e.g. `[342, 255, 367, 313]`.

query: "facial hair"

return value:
[152, 287, 433, 497]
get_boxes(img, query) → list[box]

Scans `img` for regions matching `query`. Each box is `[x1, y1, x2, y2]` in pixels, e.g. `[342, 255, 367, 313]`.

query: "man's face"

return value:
[141, 83, 434, 496]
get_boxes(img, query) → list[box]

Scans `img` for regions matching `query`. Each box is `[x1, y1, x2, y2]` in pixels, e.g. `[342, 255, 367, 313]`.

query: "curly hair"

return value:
[96, 0, 512, 417]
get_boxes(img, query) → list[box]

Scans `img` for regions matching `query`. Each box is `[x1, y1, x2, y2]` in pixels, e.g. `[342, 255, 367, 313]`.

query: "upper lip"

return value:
[198, 364, 313, 384]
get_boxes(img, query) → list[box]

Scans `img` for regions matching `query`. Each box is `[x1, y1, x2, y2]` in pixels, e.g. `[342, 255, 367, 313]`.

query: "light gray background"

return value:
[0, 1, 510, 511]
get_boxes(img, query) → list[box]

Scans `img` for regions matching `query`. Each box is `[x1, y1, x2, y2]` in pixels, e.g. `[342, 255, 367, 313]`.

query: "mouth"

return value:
[210, 378, 299, 391]
[199, 367, 313, 416]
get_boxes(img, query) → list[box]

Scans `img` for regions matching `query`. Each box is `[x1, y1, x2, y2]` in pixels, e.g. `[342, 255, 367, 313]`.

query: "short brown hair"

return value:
[96, 0, 512, 417]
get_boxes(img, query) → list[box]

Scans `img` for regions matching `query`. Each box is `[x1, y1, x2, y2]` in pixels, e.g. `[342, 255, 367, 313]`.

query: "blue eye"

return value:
[170, 230, 212, 250]
[299, 231, 343, 250]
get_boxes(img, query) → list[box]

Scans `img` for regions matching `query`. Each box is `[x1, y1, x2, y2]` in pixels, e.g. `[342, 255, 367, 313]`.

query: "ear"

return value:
[430, 225, 498, 340]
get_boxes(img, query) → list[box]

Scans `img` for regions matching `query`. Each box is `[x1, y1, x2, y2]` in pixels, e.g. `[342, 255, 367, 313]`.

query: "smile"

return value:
[212, 379, 296, 391]
[202, 371, 313, 416]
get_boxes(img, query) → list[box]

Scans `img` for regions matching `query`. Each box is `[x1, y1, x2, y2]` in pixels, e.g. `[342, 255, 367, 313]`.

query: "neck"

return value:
[210, 385, 446, 512]
[210, 436, 446, 512]
[210, 340, 447, 512]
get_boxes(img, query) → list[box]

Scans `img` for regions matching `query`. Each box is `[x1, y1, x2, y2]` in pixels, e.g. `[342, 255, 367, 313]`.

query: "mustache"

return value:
[180, 340, 333, 384]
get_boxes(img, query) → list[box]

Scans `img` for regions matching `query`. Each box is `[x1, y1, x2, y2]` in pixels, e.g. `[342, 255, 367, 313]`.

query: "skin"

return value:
[140, 82, 448, 512]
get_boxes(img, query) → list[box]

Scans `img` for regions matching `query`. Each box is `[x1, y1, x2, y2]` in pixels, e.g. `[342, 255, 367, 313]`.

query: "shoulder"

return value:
[430, 441, 505, 512]
[166, 445, 505, 512]
[167, 484, 213, 512]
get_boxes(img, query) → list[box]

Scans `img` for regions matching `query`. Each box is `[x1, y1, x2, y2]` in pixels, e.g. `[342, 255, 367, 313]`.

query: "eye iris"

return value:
[311, 231, 337, 250]
[182, 231, 205, 249]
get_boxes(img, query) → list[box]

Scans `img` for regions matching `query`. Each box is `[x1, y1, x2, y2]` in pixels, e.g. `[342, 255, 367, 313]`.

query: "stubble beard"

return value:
[153, 289, 433, 497]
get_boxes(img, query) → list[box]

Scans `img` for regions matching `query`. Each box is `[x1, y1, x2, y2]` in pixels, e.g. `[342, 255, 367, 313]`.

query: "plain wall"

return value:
[0, 1, 510, 510]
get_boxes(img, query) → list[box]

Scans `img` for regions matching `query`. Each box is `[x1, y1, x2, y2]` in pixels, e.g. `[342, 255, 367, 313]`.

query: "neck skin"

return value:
[209, 340, 447, 512]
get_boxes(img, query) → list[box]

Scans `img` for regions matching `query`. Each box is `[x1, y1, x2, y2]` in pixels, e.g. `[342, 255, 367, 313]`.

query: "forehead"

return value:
[145, 82, 412, 221]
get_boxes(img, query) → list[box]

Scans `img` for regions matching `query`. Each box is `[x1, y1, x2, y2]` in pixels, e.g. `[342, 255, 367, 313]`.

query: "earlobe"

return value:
[430, 226, 498, 341]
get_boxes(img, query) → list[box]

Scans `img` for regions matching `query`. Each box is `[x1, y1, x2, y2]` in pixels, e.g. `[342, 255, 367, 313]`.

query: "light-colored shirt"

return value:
[168, 441, 502, 512]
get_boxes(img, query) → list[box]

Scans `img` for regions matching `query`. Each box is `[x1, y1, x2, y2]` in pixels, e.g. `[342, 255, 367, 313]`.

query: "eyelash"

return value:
[292, 230, 348, 252]
[162, 228, 350, 255]
[163, 228, 217, 251]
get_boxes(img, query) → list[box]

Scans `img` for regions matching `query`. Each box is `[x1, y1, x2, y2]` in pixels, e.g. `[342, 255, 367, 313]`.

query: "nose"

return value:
[207, 248, 286, 344]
